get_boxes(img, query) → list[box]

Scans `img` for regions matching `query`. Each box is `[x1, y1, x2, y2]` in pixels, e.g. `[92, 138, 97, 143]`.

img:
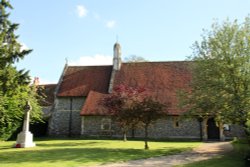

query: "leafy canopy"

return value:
[102, 84, 166, 149]
[101, 84, 146, 141]
[133, 97, 166, 149]
[182, 16, 250, 125]
[124, 55, 147, 62]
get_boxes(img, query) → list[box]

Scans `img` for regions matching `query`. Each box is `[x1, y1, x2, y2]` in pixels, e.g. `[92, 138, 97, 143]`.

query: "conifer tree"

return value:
[0, 0, 42, 140]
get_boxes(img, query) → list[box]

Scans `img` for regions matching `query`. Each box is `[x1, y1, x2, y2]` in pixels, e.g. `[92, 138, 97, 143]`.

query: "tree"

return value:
[102, 84, 167, 149]
[102, 84, 146, 141]
[181, 16, 250, 133]
[124, 55, 147, 62]
[133, 97, 165, 149]
[0, 0, 42, 140]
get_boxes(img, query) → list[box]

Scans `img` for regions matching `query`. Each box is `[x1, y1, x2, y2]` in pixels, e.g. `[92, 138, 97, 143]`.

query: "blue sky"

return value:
[10, 0, 250, 84]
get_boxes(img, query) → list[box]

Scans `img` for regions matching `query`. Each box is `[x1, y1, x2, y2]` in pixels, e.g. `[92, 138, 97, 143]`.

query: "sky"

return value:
[9, 0, 250, 84]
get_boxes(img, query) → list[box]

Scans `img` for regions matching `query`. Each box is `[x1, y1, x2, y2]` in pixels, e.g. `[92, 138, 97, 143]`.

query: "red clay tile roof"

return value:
[57, 66, 113, 97]
[80, 91, 110, 115]
[80, 61, 192, 116]
[38, 84, 57, 106]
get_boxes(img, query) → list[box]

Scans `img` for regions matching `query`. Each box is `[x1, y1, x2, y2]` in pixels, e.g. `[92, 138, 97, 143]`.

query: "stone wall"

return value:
[134, 117, 201, 139]
[81, 116, 108, 136]
[49, 101, 245, 139]
[48, 97, 85, 136]
[81, 116, 202, 139]
[224, 124, 246, 139]
[41, 106, 52, 118]
[81, 116, 245, 140]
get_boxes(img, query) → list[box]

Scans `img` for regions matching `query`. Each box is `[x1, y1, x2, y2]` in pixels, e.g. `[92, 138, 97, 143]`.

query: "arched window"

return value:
[173, 117, 180, 128]
[101, 118, 111, 130]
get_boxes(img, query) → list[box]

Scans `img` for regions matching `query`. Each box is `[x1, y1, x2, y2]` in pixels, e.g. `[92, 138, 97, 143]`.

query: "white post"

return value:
[219, 123, 225, 141]
[22, 107, 30, 133]
[15, 101, 36, 148]
[202, 118, 208, 141]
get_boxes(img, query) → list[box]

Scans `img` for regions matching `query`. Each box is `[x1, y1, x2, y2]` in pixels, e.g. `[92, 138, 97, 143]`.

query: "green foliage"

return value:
[102, 85, 166, 148]
[102, 84, 146, 141]
[0, 84, 43, 140]
[0, 0, 42, 140]
[133, 97, 166, 149]
[245, 113, 250, 142]
[134, 97, 166, 126]
[182, 16, 250, 126]
[124, 55, 147, 62]
[0, 0, 32, 68]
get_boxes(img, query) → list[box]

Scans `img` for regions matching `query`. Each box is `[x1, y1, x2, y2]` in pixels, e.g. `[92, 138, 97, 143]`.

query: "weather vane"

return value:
[65, 57, 68, 65]
[116, 35, 119, 43]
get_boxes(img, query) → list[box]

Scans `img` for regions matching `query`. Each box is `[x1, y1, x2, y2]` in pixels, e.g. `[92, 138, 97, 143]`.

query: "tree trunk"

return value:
[131, 124, 135, 138]
[144, 124, 149, 149]
[197, 117, 203, 141]
[123, 130, 127, 142]
[242, 122, 250, 146]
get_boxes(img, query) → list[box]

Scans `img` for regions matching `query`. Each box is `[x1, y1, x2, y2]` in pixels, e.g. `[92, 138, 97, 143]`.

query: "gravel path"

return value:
[89, 142, 233, 167]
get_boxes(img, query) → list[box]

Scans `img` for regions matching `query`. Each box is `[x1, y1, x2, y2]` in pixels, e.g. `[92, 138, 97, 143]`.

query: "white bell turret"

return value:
[108, 42, 122, 93]
[113, 42, 122, 70]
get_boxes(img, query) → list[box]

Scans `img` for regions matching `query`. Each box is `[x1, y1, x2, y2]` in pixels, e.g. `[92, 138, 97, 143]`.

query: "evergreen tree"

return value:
[0, 0, 42, 140]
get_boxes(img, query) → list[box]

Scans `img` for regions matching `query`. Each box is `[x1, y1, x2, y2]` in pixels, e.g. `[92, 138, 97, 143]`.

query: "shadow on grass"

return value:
[0, 147, 184, 165]
[37, 141, 104, 147]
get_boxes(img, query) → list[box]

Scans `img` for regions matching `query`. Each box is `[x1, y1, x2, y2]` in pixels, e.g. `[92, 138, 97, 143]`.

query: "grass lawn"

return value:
[175, 140, 250, 167]
[175, 154, 244, 167]
[0, 138, 200, 167]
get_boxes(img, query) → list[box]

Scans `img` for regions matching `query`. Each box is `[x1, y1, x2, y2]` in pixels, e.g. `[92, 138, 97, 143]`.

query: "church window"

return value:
[101, 118, 111, 130]
[173, 117, 180, 128]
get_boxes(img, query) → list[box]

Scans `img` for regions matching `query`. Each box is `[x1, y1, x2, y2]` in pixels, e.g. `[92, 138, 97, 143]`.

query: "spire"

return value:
[113, 42, 122, 70]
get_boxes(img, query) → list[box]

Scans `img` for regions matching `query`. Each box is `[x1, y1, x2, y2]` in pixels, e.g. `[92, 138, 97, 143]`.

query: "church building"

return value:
[43, 42, 244, 140]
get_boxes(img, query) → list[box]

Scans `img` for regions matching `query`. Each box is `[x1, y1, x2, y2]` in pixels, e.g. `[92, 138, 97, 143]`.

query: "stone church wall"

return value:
[81, 116, 202, 139]
[48, 97, 85, 136]
[224, 124, 246, 139]
[49, 101, 245, 139]
[81, 116, 245, 140]
[134, 117, 201, 139]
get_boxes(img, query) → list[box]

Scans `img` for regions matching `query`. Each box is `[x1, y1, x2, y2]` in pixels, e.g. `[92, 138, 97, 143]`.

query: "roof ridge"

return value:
[67, 61, 191, 67]
[39, 84, 57, 86]
[123, 60, 190, 64]
[67, 65, 113, 68]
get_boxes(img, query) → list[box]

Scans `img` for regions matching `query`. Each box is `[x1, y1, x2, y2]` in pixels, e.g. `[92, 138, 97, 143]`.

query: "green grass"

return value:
[175, 140, 250, 167]
[175, 154, 244, 167]
[0, 138, 200, 167]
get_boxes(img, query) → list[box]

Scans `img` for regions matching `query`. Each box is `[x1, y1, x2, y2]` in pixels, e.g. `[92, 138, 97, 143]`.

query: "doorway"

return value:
[207, 118, 220, 140]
